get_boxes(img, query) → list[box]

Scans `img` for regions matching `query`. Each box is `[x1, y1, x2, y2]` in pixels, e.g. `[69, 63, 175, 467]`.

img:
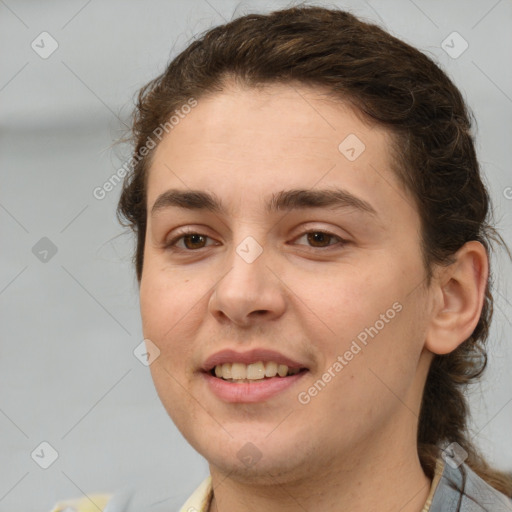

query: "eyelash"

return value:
[164, 229, 348, 252]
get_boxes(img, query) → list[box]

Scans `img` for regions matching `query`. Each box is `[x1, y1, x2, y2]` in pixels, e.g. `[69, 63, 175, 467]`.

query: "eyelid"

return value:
[290, 222, 349, 242]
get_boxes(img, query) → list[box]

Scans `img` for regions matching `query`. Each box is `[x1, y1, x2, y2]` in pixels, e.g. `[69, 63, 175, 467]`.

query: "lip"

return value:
[202, 370, 308, 403]
[201, 348, 308, 372]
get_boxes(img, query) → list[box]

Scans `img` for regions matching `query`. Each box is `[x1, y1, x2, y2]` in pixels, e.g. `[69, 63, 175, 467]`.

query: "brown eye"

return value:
[295, 231, 345, 249]
[306, 232, 334, 247]
[182, 233, 207, 249]
[165, 232, 216, 251]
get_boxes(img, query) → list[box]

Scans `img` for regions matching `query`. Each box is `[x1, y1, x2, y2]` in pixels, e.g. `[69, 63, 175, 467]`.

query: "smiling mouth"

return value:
[209, 361, 309, 383]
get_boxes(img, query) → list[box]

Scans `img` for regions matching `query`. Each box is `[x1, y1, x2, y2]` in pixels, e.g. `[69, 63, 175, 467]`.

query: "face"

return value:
[139, 82, 434, 484]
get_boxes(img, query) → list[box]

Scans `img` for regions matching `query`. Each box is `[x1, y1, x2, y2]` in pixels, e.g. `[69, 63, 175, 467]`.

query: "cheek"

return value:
[296, 264, 423, 401]
[140, 277, 169, 340]
[139, 271, 199, 370]
[294, 263, 399, 347]
[139, 274, 202, 421]
[140, 267, 194, 331]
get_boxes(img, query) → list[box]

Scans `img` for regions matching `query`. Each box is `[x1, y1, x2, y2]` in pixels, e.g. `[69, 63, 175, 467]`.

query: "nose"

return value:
[208, 238, 287, 327]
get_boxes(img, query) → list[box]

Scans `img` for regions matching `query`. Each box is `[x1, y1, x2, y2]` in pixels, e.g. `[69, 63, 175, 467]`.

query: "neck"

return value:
[207, 421, 431, 512]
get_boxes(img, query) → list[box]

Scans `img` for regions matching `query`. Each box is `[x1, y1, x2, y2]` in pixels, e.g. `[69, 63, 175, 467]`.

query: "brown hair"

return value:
[117, 4, 512, 499]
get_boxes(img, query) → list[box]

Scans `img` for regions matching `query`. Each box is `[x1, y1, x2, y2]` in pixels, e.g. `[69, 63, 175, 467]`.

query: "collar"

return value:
[428, 455, 512, 511]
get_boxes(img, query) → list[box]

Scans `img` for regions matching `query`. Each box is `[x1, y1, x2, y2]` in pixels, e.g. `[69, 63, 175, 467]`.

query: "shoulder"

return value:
[430, 457, 512, 511]
[49, 493, 113, 512]
[48, 478, 211, 512]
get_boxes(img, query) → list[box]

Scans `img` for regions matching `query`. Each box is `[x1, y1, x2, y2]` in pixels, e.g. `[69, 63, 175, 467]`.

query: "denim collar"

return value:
[429, 456, 512, 511]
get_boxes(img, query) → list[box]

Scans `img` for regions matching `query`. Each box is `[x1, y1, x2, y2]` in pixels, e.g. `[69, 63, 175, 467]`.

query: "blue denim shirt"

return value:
[429, 458, 512, 512]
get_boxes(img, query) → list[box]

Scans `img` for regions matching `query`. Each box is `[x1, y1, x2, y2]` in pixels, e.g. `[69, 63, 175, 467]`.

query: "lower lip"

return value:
[202, 371, 308, 403]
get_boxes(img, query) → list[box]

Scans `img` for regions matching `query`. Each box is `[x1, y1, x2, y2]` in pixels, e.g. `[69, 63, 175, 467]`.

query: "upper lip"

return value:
[201, 348, 308, 372]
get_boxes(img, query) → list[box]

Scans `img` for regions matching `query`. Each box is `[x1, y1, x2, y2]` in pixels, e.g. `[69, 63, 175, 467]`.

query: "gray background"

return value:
[1, 0, 511, 510]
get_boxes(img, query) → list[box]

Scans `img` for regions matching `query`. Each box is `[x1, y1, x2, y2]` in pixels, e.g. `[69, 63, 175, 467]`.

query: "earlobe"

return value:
[424, 241, 488, 355]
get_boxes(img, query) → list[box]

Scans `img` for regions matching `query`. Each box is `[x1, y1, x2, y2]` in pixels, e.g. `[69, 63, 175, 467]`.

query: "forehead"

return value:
[145, 82, 412, 221]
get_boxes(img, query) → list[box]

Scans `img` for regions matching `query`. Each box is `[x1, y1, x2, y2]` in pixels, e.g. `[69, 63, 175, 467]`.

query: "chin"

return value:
[207, 449, 307, 485]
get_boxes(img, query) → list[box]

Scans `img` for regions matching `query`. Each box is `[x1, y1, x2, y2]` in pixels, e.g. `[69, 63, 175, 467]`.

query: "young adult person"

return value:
[51, 5, 512, 512]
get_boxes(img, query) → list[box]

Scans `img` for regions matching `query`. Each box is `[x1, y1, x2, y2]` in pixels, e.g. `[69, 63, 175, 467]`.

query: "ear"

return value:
[424, 241, 489, 355]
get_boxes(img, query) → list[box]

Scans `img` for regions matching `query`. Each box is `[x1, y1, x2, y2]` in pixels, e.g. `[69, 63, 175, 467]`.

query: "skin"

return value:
[139, 81, 488, 512]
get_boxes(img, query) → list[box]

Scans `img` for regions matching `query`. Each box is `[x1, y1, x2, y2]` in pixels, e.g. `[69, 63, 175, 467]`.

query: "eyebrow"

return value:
[150, 187, 378, 217]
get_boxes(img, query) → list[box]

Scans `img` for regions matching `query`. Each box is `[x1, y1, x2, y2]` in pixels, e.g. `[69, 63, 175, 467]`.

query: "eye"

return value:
[165, 231, 217, 251]
[293, 230, 347, 249]
[164, 229, 347, 252]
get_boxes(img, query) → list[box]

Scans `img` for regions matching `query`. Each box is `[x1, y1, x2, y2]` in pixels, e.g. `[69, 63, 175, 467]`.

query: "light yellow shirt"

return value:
[421, 456, 445, 512]
[49, 494, 112, 512]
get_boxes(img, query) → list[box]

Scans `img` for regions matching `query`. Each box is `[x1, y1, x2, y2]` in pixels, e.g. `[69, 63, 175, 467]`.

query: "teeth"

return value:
[265, 361, 277, 377]
[222, 363, 232, 379]
[247, 362, 266, 379]
[277, 364, 288, 377]
[231, 362, 246, 379]
[212, 361, 302, 381]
